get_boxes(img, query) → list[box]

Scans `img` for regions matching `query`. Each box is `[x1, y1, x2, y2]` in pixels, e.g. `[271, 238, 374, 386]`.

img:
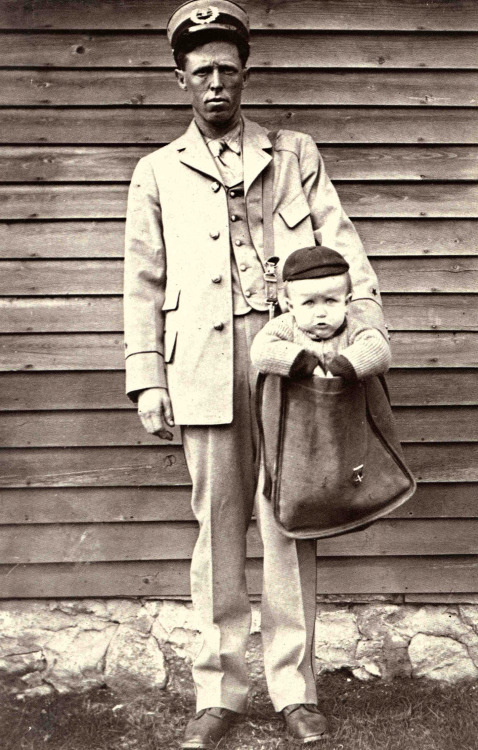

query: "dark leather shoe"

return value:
[182, 707, 237, 749]
[282, 703, 329, 743]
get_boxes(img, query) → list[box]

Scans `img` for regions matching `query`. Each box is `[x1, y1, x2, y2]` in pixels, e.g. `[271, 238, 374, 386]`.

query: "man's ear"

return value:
[175, 68, 188, 91]
[242, 67, 250, 90]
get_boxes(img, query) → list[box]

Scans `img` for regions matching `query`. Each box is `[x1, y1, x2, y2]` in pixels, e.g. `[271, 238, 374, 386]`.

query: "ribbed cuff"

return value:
[289, 349, 320, 379]
[327, 354, 357, 382]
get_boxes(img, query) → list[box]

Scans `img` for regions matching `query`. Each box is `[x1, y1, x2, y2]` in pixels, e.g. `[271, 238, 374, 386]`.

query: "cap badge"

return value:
[190, 6, 220, 24]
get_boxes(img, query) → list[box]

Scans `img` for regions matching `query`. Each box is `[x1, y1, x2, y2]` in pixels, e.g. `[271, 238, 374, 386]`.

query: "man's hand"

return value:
[137, 387, 175, 440]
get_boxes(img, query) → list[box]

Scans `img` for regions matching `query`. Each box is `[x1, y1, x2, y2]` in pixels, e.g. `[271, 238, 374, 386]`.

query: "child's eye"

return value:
[326, 299, 336, 305]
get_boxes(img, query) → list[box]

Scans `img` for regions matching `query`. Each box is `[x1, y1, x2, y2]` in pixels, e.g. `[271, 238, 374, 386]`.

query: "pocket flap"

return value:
[279, 193, 311, 229]
[162, 286, 180, 312]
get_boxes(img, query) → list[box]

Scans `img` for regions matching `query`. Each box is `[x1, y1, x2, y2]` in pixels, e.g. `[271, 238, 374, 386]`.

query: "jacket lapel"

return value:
[242, 117, 272, 196]
[177, 119, 223, 182]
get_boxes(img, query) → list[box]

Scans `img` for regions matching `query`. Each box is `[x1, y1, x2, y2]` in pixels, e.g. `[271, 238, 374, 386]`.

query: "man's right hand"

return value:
[137, 387, 175, 441]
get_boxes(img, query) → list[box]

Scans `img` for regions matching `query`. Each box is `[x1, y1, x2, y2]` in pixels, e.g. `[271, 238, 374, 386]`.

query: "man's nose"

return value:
[209, 68, 223, 90]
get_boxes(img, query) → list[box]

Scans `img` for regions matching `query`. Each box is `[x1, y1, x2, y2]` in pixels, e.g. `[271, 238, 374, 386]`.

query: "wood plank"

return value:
[1, 219, 476, 259]
[0, 261, 123, 295]
[3, 146, 478, 183]
[387, 369, 478, 405]
[3, 31, 478, 69]
[0, 487, 195, 524]
[1, 406, 476, 447]
[3, 518, 478, 565]
[2, 555, 478, 599]
[2, 107, 476, 145]
[382, 294, 478, 331]
[4, 69, 477, 107]
[1, 0, 477, 31]
[2, 258, 478, 296]
[0, 443, 475, 487]
[0, 333, 126, 371]
[0, 371, 134, 410]
[408, 443, 478, 482]
[1, 483, 476, 525]
[339, 183, 478, 219]
[0, 331, 476, 371]
[0, 221, 125, 259]
[1, 183, 477, 220]
[357, 219, 478, 256]
[0, 446, 192, 488]
[390, 332, 478, 368]
[377, 258, 478, 293]
[0, 411, 182, 447]
[3, 294, 477, 333]
[2, 369, 477, 411]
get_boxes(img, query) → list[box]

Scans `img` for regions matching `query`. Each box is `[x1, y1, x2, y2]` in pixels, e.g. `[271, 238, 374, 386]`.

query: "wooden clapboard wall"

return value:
[0, 0, 477, 600]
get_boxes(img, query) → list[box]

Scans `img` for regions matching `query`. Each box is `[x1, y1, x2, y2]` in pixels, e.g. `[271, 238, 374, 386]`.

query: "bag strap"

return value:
[263, 131, 280, 319]
[254, 130, 281, 491]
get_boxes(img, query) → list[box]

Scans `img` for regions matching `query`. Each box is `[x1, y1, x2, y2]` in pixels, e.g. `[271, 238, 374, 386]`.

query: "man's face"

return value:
[175, 40, 249, 132]
[286, 275, 351, 340]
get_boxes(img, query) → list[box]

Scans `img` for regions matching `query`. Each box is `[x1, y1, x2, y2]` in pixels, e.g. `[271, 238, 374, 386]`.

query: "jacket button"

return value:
[230, 190, 236, 198]
[213, 322, 224, 331]
[210, 231, 220, 240]
[212, 275, 222, 284]
[234, 239, 243, 246]
[230, 214, 238, 222]
[239, 263, 247, 272]
[244, 290, 252, 298]
[211, 182, 220, 192]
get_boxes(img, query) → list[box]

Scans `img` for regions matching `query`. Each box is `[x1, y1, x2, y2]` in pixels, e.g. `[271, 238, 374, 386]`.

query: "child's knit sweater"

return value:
[250, 312, 391, 382]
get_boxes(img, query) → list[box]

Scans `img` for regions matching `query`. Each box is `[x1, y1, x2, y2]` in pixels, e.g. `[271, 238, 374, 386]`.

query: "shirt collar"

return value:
[204, 120, 242, 155]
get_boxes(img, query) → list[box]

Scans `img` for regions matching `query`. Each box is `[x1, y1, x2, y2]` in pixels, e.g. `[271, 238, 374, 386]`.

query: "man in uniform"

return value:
[123, 2, 387, 746]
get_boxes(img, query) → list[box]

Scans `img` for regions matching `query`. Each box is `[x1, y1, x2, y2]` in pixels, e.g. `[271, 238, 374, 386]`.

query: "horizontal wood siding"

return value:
[0, 0, 477, 599]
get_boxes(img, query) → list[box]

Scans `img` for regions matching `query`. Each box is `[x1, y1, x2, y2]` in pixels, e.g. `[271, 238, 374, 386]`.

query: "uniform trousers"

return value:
[181, 311, 318, 713]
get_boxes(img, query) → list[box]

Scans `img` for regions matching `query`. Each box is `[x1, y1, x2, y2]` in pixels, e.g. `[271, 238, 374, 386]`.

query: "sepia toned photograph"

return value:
[0, 1, 477, 748]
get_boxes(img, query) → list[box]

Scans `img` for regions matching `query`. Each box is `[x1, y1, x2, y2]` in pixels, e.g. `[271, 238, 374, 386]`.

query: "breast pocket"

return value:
[163, 287, 180, 364]
[279, 193, 311, 229]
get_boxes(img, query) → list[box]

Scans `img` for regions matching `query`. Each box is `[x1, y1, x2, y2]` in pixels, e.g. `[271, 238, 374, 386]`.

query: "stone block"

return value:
[43, 624, 117, 692]
[409, 634, 478, 682]
[0, 650, 46, 677]
[315, 608, 360, 672]
[104, 625, 167, 693]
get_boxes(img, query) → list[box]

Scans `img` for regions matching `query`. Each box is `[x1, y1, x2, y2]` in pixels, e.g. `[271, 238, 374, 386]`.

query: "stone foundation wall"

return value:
[2, 597, 478, 698]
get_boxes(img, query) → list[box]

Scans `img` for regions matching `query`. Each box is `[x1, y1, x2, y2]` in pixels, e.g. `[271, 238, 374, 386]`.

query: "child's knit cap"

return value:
[282, 245, 349, 282]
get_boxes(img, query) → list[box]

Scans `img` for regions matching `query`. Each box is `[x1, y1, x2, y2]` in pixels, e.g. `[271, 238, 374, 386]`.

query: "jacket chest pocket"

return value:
[163, 287, 180, 364]
[279, 193, 311, 229]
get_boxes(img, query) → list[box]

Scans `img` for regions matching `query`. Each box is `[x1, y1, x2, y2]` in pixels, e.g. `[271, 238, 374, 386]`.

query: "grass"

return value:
[2, 671, 478, 750]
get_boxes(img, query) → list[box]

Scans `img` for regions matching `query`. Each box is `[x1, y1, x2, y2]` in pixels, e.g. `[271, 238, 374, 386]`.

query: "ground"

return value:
[2, 669, 478, 750]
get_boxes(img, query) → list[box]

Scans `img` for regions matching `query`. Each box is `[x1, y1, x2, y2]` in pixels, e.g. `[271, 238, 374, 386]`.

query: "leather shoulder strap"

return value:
[263, 130, 279, 262]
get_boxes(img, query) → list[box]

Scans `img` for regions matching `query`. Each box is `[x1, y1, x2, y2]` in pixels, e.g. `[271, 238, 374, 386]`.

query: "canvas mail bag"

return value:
[255, 372, 416, 539]
[256, 131, 415, 539]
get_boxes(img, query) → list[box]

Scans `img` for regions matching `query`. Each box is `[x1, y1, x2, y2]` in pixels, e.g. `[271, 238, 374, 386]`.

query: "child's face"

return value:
[286, 274, 351, 340]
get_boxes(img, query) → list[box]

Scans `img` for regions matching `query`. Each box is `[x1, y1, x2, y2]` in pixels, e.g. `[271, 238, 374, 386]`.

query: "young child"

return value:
[251, 245, 391, 382]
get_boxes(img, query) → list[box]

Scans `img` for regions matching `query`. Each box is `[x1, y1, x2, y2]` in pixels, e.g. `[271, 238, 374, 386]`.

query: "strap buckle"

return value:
[264, 255, 280, 319]
[352, 464, 364, 486]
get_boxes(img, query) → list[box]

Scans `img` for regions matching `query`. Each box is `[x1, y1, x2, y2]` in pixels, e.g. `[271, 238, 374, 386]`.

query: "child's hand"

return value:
[313, 364, 327, 377]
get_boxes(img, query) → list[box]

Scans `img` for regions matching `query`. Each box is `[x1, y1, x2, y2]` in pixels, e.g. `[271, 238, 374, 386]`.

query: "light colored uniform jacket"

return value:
[124, 116, 387, 425]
